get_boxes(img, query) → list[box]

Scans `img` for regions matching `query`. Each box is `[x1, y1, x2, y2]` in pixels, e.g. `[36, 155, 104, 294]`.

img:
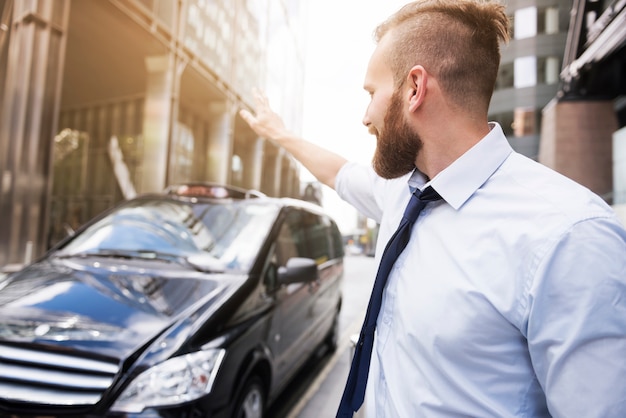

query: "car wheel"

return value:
[234, 375, 265, 418]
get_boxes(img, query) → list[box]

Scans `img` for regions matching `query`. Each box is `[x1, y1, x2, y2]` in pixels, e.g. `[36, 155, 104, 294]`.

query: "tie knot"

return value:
[402, 186, 442, 223]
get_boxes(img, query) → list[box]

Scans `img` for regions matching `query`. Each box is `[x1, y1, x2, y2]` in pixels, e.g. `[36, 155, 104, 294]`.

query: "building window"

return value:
[231, 154, 243, 186]
[491, 110, 541, 138]
[537, 56, 561, 85]
[514, 6, 562, 38]
[512, 107, 537, 137]
[496, 61, 514, 90]
[491, 112, 514, 137]
[538, 7, 560, 35]
[170, 123, 195, 185]
[510, 56, 561, 87]
[514, 56, 537, 88]
[514, 7, 537, 39]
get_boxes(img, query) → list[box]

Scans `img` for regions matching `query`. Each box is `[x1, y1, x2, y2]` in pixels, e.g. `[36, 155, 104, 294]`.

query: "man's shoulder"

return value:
[338, 162, 412, 192]
[499, 152, 617, 224]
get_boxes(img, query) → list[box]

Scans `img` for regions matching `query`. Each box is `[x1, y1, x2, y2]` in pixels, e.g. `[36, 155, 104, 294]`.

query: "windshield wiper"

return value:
[56, 249, 180, 262]
[56, 249, 225, 273]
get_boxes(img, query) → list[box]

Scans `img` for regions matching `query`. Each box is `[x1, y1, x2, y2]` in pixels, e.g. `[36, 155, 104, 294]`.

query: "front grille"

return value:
[0, 344, 119, 406]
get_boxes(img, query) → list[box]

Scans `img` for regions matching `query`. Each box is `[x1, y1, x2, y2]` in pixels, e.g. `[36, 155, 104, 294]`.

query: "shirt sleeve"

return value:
[335, 161, 385, 223]
[526, 216, 626, 418]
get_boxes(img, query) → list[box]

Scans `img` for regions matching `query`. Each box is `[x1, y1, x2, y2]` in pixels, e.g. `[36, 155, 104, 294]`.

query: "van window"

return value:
[329, 220, 344, 259]
[273, 209, 343, 268]
[275, 210, 305, 266]
[301, 212, 331, 265]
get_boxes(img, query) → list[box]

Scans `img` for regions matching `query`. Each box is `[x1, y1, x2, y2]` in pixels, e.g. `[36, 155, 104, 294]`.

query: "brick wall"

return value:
[540, 100, 618, 199]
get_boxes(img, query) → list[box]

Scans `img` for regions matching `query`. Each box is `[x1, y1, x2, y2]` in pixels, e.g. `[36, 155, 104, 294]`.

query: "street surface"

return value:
[267, 255, 377, 417]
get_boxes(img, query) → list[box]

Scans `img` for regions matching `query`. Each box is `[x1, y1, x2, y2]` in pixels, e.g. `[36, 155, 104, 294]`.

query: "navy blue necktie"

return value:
[336, 186, 442, 417]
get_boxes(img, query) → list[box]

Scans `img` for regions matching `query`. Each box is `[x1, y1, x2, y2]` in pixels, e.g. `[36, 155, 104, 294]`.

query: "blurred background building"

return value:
[0, 0, 624, 269]
[490, 0, 625, 210]
[0, 0, 306, 267]
[542, 0, 626, 211]
[490, 0, 572, 160]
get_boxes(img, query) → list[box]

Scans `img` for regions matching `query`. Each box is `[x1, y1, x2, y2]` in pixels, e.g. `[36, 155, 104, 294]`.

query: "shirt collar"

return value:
[407, 122, 513, 210]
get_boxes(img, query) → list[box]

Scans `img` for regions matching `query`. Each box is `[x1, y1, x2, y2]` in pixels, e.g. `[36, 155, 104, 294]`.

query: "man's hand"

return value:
[239, 89, 290, 143]
[238, 89, 348, 189]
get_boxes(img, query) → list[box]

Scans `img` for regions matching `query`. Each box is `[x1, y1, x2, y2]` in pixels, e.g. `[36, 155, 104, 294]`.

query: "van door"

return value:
[300, 212, 343, 348]
[264, 209, 317, 387]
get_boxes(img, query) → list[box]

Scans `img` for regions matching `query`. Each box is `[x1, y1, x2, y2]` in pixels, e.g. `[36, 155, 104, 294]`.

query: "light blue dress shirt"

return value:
[335, 123, 626, 417]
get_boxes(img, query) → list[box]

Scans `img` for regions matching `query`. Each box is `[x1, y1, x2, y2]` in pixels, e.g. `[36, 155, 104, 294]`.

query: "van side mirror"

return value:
[277, 257, 318, 285]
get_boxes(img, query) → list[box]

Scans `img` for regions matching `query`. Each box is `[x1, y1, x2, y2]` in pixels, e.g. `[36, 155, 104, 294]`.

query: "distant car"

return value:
[0, 183, 344, 418]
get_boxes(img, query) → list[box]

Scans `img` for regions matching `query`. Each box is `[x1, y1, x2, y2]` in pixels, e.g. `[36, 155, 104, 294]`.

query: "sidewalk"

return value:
[290, 328, 365, 418]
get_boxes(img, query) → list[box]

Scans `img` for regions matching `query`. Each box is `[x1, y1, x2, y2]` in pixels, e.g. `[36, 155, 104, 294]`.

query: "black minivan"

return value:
[0, 183, 344, 417]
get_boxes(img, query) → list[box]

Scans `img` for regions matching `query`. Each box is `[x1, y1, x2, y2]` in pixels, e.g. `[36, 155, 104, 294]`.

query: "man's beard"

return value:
[371, 90, 423, 179]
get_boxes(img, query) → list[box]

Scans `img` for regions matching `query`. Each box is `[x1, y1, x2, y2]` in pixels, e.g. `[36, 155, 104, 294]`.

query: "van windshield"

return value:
[58, 198, 280, 273]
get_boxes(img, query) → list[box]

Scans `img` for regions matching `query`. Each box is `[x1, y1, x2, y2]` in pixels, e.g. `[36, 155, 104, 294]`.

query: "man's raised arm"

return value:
[239, 90, 348, 190]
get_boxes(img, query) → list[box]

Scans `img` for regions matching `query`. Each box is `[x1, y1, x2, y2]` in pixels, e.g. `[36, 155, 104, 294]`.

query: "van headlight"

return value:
[111, 349, 225, 413]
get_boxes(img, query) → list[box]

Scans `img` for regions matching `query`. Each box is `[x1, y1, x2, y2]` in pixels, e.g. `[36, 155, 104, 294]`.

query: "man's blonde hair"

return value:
[375, 0, 510, 113]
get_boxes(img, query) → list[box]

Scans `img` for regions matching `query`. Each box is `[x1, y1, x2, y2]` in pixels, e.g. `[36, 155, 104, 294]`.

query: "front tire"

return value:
[234, 375, 265, 418]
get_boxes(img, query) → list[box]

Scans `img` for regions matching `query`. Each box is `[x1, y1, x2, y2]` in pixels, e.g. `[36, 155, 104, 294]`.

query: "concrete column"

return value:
[140, 54, 175, 193]
[281, 157, 298, 197]
[242, 136, 264, 191]
[0, 0, 70, 267]
[272, 148, 285, 197]
[261, 145, 283, 197]
[540, 99, 617, 198]
[291, 160, 301, 198]
[292, 173, 301, 199]
[261, 147, 275, 195]
[206, 101, 234, 184]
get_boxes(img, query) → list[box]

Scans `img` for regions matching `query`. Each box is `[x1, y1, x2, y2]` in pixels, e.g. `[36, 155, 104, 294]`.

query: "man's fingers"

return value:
[253, 88, 269, 107]
[239, 109, 253, 121]
[240, 90, 279, 138]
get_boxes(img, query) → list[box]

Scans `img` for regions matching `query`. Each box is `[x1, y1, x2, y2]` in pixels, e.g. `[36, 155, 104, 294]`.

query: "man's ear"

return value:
[407, 65, 427, 112]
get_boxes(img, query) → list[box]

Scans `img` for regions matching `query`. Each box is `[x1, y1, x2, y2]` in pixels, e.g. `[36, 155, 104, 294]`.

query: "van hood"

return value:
[0, 257, 248, 361]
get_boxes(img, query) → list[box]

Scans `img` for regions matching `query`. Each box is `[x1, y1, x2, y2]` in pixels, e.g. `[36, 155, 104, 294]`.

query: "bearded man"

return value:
[239, 1, 626, 417]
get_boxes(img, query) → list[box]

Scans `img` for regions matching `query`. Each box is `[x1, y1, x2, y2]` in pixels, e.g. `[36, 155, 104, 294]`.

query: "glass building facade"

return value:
[0, 0, 306, 267]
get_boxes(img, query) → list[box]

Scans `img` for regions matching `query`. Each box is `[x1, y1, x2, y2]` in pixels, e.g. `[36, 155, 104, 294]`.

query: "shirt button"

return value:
[383, 316, 390, 324]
